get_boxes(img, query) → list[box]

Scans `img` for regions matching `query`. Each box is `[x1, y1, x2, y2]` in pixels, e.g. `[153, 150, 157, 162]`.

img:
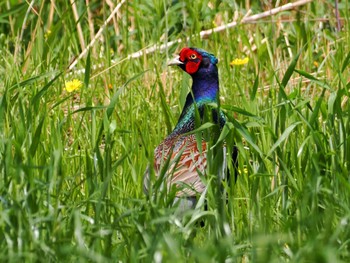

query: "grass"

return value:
[0, 0, 350, 262]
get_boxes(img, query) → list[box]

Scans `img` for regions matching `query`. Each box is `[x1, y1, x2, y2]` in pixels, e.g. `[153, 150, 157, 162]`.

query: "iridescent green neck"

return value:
[171, 63, 224, 136]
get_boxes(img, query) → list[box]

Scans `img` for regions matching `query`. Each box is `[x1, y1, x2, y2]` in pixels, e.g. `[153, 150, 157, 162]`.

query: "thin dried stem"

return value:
[68, 0, 126, 71]
[70, 0, 86, 51]
[22, 1, 45, 73]
[199, 0, 312, 38]
[334, 0, 341, 32]
[85, 0, 96, 56]
[106, 0, 120, 41]
[47, 0, 56, 30]
[15, 0, 35, 64]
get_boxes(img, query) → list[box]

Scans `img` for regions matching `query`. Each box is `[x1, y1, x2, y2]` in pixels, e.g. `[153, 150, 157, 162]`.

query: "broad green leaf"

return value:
[84, 51, 91, 88]
[250, 70, 259, 101]
[31, 72, 62, 105]
[281, 49, 302, 89]
[29, 118, 45, 156]
[294, 69, 330, 89]
[231, 119, 263, 156]
[266, 122, 301, 157]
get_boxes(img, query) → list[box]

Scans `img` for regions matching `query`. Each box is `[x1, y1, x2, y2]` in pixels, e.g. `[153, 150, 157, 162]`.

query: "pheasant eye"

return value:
[189, 54, 197, 60]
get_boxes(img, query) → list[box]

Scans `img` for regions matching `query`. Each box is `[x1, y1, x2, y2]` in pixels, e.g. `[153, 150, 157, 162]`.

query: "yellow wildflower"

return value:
[65, 79, 83, 93]
[44, 30, 51, 40]
[239, 166, 249, 175]
[313, 61, 319, 67]
[230, 57, 249, 66]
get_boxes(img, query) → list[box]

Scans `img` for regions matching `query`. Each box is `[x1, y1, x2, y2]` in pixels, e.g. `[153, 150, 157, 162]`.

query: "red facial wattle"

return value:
[179, 48, 202, 75]
[185, 61, 200, 74]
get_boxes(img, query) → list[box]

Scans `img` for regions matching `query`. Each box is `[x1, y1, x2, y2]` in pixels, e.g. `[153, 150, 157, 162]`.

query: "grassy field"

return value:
[0, 0, 350, 262]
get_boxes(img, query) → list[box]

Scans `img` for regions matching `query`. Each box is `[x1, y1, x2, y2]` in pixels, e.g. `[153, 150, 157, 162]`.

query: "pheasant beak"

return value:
[167, 55, 183, 66]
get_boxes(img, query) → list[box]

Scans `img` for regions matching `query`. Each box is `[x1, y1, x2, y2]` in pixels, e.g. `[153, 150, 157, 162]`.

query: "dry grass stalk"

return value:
[15, 0, 35, 64]
[70, 0, 86, 51]
[68, 0, 127, 71]
[85, 0, 96, 57]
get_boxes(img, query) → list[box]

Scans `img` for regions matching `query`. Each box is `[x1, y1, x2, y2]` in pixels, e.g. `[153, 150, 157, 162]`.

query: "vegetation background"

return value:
[0, 0, 349, 262]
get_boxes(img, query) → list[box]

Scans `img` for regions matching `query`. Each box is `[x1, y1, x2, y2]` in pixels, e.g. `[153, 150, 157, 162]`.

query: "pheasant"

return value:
[144, 47, 237, 208]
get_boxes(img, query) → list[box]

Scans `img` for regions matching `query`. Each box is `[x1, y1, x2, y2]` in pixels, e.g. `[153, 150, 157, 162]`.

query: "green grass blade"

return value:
[31, 72, 62, 105]
[281, 49, 303, 89]
[84, 51, 91, 87]
[29, 117, 45, 156]
[266, 122, 302, 157]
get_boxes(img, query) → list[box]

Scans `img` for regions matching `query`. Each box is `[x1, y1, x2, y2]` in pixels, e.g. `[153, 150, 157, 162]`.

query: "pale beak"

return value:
[167, 55, 183, 66]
